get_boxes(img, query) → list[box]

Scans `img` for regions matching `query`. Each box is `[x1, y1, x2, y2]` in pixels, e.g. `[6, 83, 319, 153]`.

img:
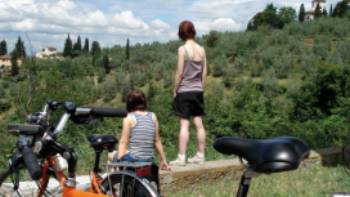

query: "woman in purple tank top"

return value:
[170, 20, 208, 166]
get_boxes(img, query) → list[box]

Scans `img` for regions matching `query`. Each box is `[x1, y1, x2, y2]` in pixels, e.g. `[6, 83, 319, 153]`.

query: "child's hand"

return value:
[108, 150, 118, 161]
[160, 161, 171, 171]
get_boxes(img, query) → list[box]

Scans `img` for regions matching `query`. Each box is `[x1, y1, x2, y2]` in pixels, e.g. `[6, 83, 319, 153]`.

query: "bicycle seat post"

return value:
[237, 169, 259, 197]
[93, 149, 102, 173]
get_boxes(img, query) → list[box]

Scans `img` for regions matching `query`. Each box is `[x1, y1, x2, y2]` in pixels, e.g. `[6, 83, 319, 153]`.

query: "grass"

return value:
[166, 164, 350, 197]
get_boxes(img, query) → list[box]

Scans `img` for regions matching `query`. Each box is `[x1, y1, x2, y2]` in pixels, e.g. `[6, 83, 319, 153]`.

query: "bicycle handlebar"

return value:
[8, 124, 42, 135]
[48, 101, 127, 136]
[45, 101, 127, 118]
[90, 107, 127, 118]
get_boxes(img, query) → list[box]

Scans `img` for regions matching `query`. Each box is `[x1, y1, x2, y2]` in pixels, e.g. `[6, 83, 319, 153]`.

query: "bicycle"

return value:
[213, 136, 310, 197]
[0, 100, 159, 197]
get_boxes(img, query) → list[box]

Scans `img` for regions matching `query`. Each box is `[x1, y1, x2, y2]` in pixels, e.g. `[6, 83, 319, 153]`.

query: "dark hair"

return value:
[178, 20, 196, 41]
[126, 89, 147, 112]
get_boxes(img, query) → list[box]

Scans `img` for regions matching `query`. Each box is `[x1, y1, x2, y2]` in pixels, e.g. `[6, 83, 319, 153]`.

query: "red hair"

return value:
[178, 20, 196, 41]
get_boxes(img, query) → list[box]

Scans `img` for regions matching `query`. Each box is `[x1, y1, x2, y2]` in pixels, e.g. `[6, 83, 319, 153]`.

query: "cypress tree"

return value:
[314, 3, 323, 18]
[299, 4, 306, 22]
[10, 52, 19, 76]
[126, 38, 130, 60]
[72, 36, 82, 57]
[102, 54, 110, 74]
[73, 36, 82, 51]
[91, 41, 101, 66]
[0, 40, 7, 55]
[91, 41, 101, 57]
[83, 38, 89, 53]
[330, 4, 333, 16]
[14, 37, 26, 58]
[63, 34, 73, 57]
[323, 8, 328, 16]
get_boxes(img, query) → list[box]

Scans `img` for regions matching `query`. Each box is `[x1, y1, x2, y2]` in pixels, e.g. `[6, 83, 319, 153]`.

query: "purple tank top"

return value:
[177, 46, 204, 93]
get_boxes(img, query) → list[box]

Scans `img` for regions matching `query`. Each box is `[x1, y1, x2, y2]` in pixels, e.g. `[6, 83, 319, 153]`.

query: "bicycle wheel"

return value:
[0, 167, 34, 197]
[0, 167, 60, 197]
[101, 171, 158, 197]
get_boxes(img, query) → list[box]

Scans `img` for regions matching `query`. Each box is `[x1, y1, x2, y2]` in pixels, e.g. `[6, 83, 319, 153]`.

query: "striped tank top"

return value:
[128, 112, 156, 161]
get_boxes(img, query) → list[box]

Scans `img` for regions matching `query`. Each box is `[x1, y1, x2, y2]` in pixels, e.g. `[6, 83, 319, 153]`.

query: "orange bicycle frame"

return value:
[62, 171, 111, 197]
[37, 156, 112, 197]
[37, 157, 66, 197]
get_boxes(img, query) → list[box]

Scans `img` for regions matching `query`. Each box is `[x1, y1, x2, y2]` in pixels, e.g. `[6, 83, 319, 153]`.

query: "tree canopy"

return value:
[332, 0, 350, 17]
[91, 41, 101, 57]
[247, 4, 296, 31]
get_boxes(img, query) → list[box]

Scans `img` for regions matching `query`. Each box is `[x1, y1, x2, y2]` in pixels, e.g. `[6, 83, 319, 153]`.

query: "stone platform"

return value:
[0, 147, 343, 196]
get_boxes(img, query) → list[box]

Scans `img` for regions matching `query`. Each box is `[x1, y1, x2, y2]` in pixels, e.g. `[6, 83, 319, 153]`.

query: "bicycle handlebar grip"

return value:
[8, 124, 41, 135]
[91, 107, 127, 118]
[21, 146, 42, 180]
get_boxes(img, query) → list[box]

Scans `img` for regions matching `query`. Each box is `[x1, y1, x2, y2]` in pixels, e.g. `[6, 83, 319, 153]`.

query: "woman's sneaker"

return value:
[169, 154, 186, 166]
[188, 153, 205, 164]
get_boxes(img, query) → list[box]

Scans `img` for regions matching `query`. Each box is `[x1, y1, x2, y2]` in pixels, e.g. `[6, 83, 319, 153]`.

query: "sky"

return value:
[0, 0, 340, 53]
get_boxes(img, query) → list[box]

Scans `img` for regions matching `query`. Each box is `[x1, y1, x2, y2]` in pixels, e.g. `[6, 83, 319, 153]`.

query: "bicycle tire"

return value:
[0, 167, 59, 197]
[0, 168, 13, 186]
[101, 171, 158, 197]
[0, 167, 31, 197]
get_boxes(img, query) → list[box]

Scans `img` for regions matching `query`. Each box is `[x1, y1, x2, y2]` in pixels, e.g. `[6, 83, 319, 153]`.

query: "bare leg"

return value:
[193, 116, 206, 154]
[179, 118, 190, 155]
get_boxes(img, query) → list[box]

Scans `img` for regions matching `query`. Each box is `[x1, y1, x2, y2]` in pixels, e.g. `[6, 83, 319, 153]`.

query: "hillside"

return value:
[1, 17, 350, 170]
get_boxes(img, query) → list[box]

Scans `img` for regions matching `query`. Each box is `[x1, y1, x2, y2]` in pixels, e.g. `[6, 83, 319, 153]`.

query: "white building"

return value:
[305, 0, 326, 21]
[0, 55, 22, 74]
[36, 46, 59, 59]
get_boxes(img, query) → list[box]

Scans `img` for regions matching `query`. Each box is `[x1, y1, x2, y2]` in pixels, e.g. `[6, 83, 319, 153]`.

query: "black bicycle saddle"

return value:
[213, 136, 309, 173]
[87, 134, 117, 152]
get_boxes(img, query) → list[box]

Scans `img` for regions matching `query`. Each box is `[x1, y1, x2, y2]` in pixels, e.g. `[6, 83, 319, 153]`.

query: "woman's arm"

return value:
[153, 113, 171, 170]
[173, 46, 185, 96]
[117, 116, 132, 159]
[202, 48, 208, 88]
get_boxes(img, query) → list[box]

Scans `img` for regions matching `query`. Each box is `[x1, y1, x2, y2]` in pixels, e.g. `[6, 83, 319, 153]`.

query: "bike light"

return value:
[53, 154, 68, 171]
[33, 141, 43, 154]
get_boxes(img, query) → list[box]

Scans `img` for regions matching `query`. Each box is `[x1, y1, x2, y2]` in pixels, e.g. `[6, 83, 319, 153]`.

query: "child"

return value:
[109, 89, 171, 171]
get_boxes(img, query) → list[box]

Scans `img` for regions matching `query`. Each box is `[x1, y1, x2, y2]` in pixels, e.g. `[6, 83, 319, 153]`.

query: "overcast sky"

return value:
[0, 0, 340, 53]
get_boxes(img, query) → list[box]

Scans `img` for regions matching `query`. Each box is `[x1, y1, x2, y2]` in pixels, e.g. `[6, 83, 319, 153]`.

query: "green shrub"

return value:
[0, 99, 11, 112]
[211, 57, 226, 77]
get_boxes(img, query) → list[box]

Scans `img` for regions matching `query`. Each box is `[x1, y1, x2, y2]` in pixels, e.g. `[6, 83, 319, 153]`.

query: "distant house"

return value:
[36, 46, 60, 59]
[305, 0, 326, 21]
[0, 55, 11, 70]
[0, 55, 22, 74]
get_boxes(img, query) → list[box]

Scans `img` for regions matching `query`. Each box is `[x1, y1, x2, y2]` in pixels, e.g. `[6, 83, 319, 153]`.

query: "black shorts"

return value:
[173, 91, 204, 119]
